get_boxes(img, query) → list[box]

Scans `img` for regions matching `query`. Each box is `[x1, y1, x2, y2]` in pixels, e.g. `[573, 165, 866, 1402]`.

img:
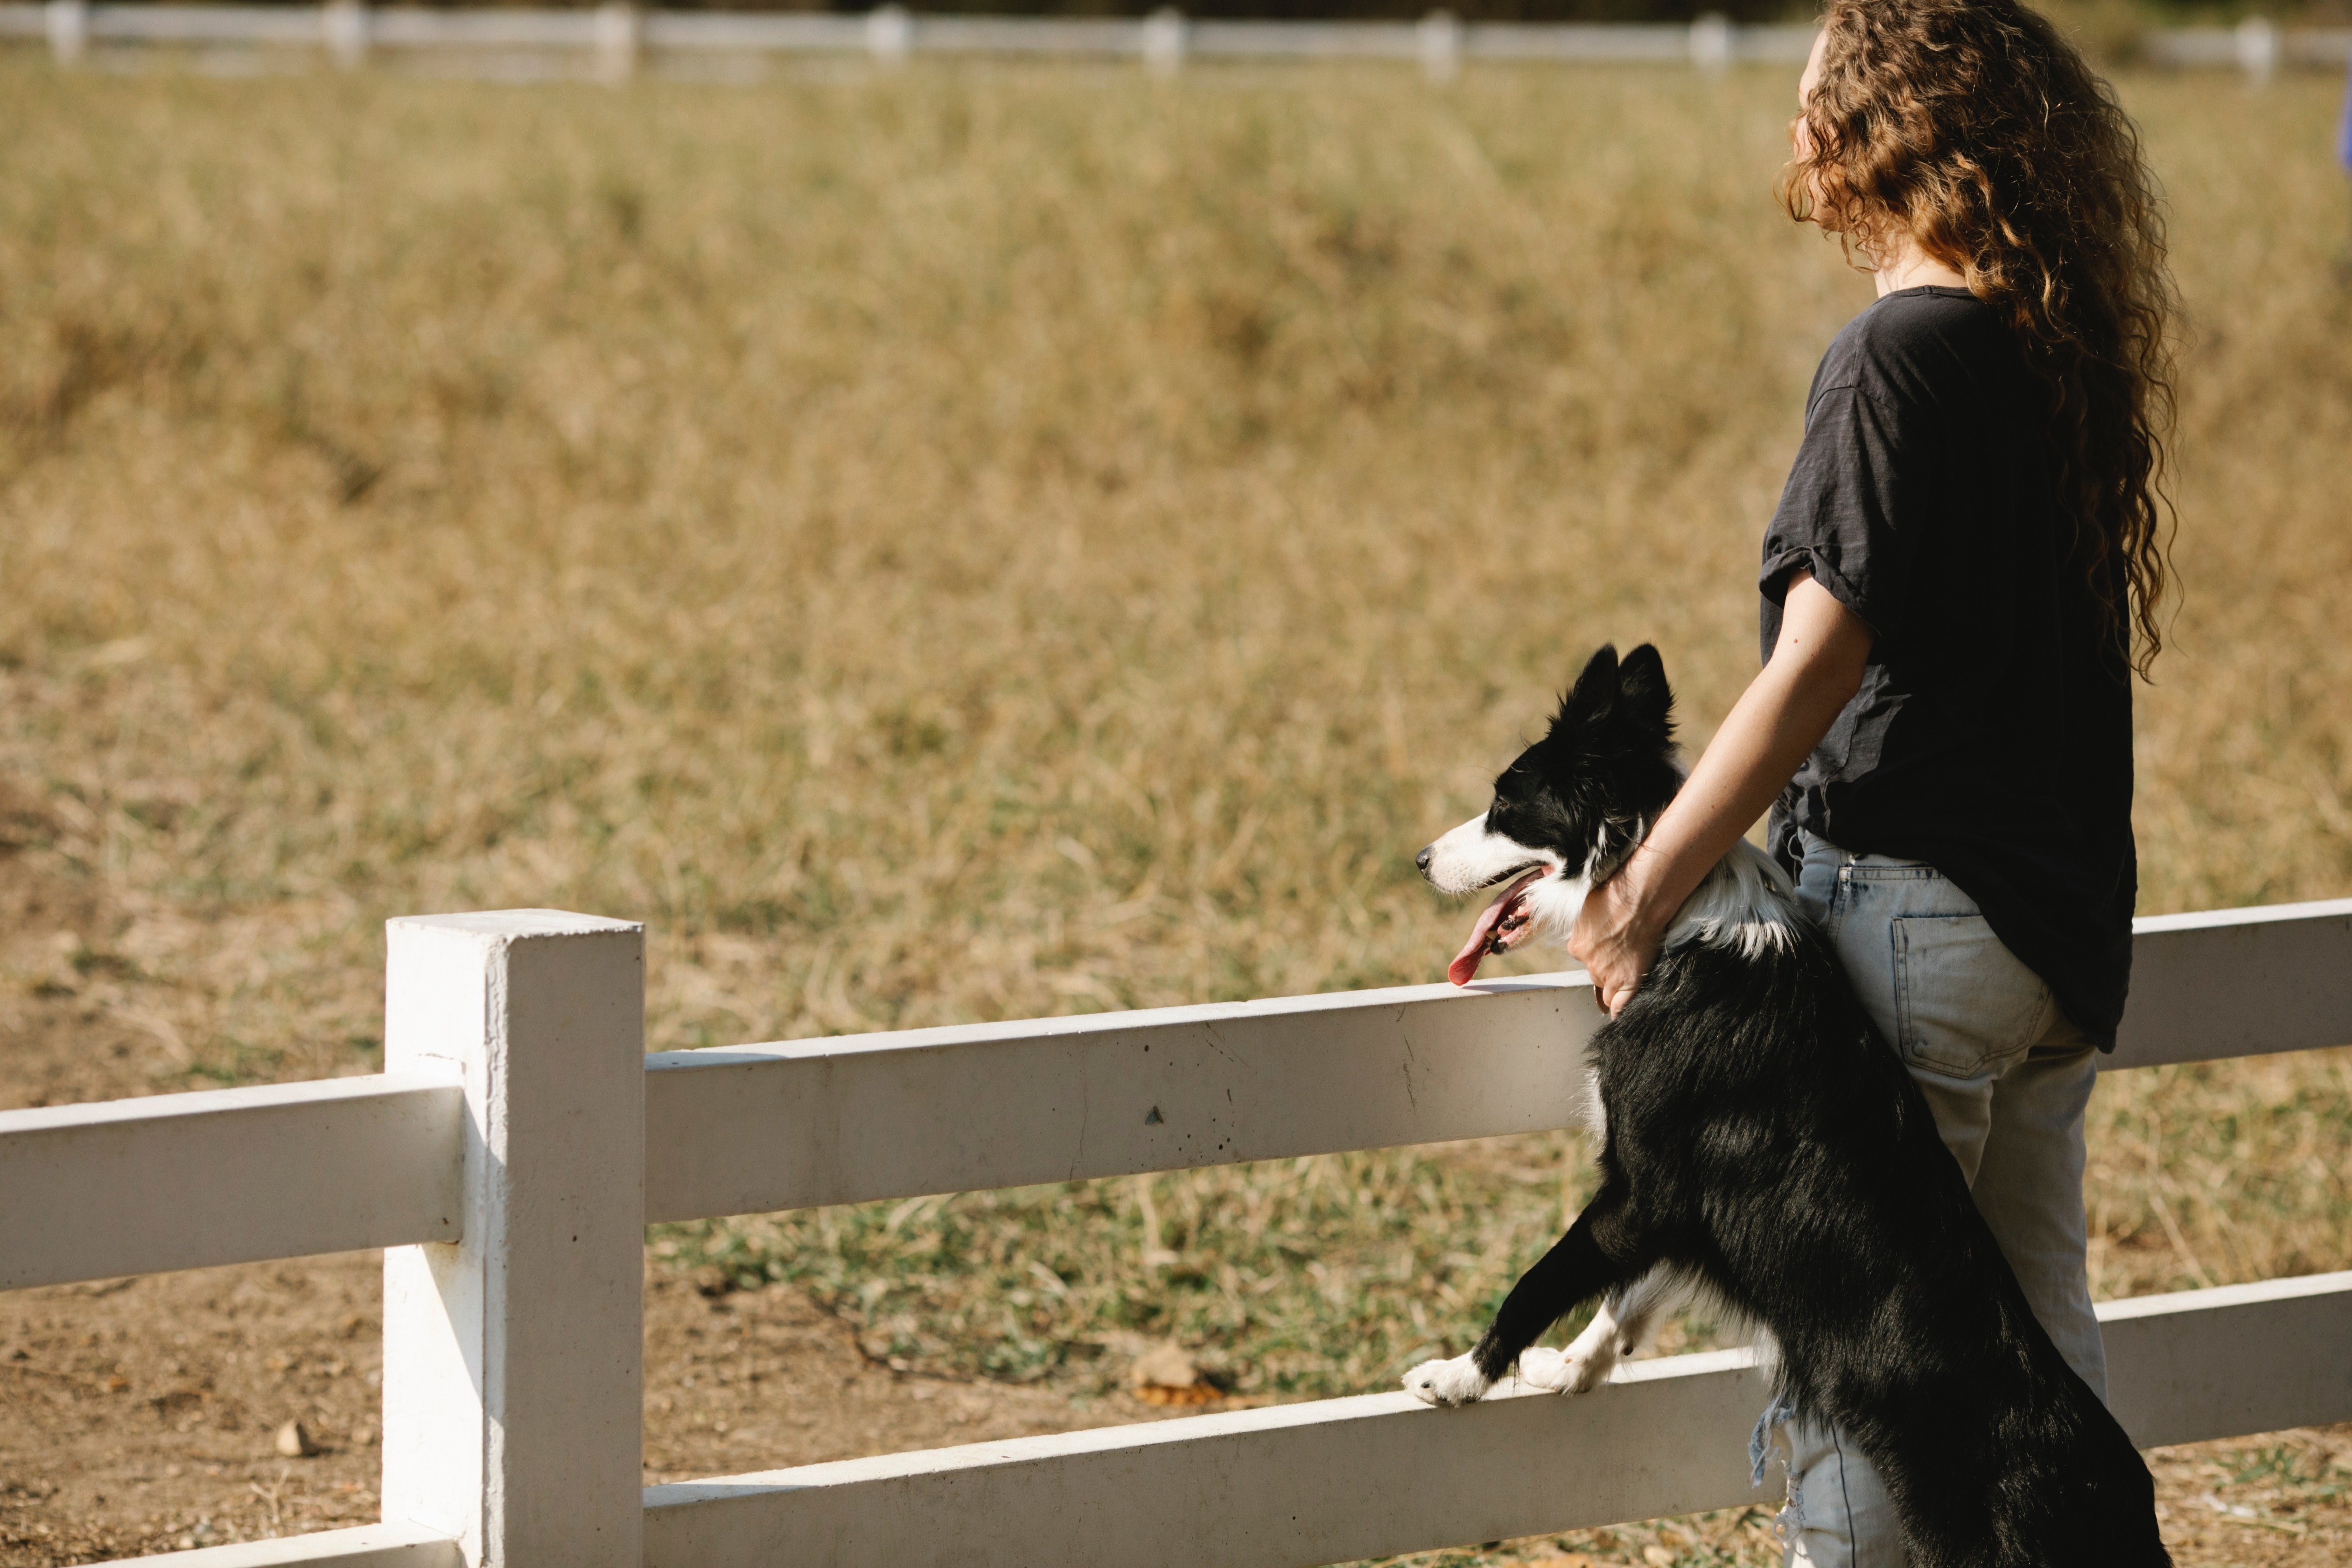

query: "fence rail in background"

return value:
[0, 895, 2343, 1568]
[4, 2, 2346, 80]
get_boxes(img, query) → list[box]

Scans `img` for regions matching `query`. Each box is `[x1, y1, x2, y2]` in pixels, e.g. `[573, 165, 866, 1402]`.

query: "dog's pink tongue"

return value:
[1447, 868, 1547, 987]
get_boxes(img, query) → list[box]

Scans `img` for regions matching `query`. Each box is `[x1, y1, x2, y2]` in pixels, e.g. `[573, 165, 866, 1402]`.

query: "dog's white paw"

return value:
[1402, 1355, 1491, 1407]
[1557, 1337, 1619, 1394]
[1515, 1345, 1573, 1392]
[1564, 1316, 1626, 1393]
[1519, 1329, 1618, 1395]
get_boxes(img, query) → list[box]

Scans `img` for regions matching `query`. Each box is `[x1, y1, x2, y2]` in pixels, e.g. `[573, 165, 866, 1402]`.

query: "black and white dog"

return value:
[1403, 644, 2166, 1568]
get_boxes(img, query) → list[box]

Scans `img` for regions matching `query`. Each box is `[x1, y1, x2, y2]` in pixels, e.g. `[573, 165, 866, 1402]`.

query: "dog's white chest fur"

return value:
[1661, 840, 1801, 959]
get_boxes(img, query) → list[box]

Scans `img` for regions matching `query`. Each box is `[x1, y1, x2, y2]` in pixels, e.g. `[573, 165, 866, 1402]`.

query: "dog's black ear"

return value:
[1556, 645, 1620, 730]
[1616, 644, 1675, 741]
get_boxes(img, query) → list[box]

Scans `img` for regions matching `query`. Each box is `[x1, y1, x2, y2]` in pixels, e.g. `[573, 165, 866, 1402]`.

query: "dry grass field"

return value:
[2, 46, 2350, 1565]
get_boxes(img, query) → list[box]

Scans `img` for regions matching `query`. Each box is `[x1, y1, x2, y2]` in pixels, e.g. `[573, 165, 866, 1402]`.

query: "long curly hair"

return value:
[1782, 0, 2177, 677]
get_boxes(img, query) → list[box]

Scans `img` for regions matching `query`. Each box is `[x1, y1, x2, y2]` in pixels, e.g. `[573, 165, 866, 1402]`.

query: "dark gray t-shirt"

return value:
[1760, 286, 2135, 1046]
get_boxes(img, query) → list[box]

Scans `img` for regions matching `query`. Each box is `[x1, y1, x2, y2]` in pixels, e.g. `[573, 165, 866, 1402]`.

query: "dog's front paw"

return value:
[1555, 1316, 1625, 1394]
[1557, 1338, 1618, 1394]
[1517, 1331, 1618, 1396]
[1403, 1355, 1491, 1407]
[1515, 1345, 1573, 1392]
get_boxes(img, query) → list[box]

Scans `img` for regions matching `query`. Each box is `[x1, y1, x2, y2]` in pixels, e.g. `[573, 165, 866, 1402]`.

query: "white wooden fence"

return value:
[1, 896, 2348, 1567]
[5, 2, 2347, 82]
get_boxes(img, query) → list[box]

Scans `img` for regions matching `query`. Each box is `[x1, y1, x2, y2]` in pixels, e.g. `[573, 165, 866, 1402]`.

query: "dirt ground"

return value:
[0, 1253, 1183, 1563]
[3, 856, 2349, 1565]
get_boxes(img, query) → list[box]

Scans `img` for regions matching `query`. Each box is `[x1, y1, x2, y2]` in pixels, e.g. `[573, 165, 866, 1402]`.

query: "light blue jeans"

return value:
[1768, 832, 2108, 1568]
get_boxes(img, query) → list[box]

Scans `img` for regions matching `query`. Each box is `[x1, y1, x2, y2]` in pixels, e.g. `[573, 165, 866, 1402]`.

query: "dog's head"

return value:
[1417, 644, 1682, 984]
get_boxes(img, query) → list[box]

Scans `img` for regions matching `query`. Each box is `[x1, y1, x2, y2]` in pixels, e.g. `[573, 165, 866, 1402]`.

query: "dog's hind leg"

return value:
[1403, 1181, 1652, 1407]
[1521, 1265, 1682, 1395]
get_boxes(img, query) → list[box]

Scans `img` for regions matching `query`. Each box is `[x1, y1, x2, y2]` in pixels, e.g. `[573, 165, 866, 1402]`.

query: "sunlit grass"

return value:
[664, 1139, 1604, 1394]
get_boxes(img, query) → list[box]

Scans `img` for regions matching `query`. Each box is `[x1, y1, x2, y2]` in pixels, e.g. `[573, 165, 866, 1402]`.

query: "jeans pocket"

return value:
[1891, 913, 2056, 1077]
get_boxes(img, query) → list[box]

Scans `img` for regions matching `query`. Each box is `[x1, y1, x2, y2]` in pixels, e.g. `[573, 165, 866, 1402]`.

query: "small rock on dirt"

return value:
[1128, 1342, 1197, 1389]
[1127, 1342, 1225, 1406]
[276, 1417, 323, 1458]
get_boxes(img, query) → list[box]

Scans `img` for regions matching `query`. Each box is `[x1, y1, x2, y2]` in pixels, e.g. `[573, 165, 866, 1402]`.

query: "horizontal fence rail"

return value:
[2110, 896, 2352, 1069]
[4, 3, 2346, 78]
[2098, 1271, 2352, 1448]
[647, 1345, 1781, 1568]
[2144, 19, 2352, 75]
[6, 898, 2348, 1293]
[95, 1522, 465, 1568]
[640, 1271, 2352, 1568]
[7, 893, 2346, 1568]
[0, 1072, 462, 1291]
[643, 974, 1597, 1221]
[644, 895, 2352, 1224]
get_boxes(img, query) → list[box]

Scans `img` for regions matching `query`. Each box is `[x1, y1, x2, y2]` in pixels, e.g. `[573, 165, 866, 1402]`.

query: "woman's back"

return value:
[1760, 284, 2137, 1044]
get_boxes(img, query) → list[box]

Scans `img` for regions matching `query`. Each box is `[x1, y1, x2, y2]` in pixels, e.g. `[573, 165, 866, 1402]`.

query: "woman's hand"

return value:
[1563, 571, 1871, 1020]
[1569, 850, 1668, 1015]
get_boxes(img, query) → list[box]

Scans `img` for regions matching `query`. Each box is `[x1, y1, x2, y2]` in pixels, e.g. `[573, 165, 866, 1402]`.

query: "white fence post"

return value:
[379, 911, 645, 1568]
[866, 3, 911, 66]
[323, 0, 370, 70]
[593, 0, 639, 81]
[1689, 12, 1732, 73]
[1141, 6, 1187, 75]
[44, 0, 87, 63]
[1417, 9, 1462, 83]
[2235, 15, 2279, 83]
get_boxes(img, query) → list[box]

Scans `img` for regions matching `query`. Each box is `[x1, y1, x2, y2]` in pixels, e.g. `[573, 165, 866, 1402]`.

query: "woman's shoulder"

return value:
[1816, 287, 2021, 412]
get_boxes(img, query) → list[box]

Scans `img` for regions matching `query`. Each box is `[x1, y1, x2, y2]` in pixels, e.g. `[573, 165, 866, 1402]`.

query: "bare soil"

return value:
[0, 1252, 1178, 1564]
[4, 849, 2349, 1566]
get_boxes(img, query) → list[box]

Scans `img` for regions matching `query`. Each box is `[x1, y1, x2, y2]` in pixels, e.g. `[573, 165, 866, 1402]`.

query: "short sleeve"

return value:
[1757, 383, 1928, 638]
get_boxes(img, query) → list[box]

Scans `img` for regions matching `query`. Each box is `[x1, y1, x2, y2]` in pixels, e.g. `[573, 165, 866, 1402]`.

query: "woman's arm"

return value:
[1569, 572, 1873, 1014]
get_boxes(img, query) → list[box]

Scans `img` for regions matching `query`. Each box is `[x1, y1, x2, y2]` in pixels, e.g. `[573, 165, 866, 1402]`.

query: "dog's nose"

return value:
[1414, 847, 1433, 876]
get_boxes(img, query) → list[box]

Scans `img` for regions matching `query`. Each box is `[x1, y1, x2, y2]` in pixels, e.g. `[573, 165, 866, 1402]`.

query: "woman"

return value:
[1567, 1, 2175, 1561]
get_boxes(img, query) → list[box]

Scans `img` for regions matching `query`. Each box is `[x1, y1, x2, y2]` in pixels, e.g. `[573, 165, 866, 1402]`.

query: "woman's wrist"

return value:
[1605, 842, 1677, 944]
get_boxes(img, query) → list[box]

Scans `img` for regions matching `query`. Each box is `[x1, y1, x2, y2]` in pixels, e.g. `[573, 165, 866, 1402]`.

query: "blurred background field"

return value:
[1, 49, 2350, 1563]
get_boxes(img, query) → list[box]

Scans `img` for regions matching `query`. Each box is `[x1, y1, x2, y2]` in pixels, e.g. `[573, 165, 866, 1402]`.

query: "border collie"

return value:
[1402, 644, 2166, 1568]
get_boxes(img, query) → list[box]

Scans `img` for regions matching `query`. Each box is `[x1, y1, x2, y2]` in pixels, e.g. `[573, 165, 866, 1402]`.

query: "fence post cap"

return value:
[388, 908, 641, 939]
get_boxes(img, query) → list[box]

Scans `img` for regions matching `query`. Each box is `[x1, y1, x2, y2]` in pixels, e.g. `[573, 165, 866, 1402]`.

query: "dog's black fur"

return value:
[1419, 644, 2166, 1568]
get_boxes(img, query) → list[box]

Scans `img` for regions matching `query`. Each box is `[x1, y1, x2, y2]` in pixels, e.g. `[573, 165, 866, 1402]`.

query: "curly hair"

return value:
[1781, 0, 2177, 677]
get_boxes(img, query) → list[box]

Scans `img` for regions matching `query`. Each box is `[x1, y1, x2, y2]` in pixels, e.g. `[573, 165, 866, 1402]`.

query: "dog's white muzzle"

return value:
[1416, 812, 1556, 897]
